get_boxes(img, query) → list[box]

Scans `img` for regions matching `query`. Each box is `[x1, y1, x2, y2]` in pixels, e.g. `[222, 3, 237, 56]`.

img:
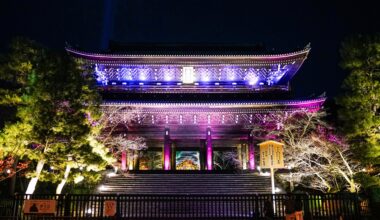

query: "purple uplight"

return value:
[248, 134, 255, 170]
[207, 147, 212, 170]
[206, 128, 213, 170]
[249, 151, 255, 170]
[164, 154, 171, 170]
[121, 150, 127, 170]
[164, 128, 171, 170]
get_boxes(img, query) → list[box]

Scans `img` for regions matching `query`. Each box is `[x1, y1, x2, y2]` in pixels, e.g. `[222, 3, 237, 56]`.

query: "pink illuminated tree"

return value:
[250, 110, 361, 193]
[95, 106, 147, 170]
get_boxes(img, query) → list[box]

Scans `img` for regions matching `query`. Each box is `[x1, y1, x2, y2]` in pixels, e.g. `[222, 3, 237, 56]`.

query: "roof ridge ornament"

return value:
[65, 42, 71, 49]
[318, 92, 326, 98]
[305, 43, 311, 50]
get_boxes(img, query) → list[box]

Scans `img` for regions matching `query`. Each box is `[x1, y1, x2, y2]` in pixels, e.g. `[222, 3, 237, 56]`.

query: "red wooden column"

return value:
[206, 127, 213, 170]
[164, 128, 171, 170]
[121, 150, 127, 171]
[248, 133, 256, 170]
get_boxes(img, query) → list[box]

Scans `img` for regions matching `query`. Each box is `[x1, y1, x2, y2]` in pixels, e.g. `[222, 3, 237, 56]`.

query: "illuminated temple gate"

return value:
[67, 44, 325, 171]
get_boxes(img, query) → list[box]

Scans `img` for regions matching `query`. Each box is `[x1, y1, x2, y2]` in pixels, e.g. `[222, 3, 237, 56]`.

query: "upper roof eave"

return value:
[65, 47, 310, 63]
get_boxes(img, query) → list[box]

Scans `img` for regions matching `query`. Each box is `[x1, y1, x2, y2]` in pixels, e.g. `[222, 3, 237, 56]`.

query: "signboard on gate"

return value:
[259, 140, 284, 169]
[23, 199, 56, 214]
[104, 200, 117, 217]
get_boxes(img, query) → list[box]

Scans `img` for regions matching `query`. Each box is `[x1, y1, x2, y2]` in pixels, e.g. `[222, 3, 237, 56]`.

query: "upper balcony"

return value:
[66, 44, 310, 93]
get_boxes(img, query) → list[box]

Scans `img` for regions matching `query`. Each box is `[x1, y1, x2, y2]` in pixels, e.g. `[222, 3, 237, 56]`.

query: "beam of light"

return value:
[100, 0, 114, 50]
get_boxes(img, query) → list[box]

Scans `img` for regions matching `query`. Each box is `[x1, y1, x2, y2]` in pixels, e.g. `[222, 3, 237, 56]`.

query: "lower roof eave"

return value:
[100, 97, 326, 109]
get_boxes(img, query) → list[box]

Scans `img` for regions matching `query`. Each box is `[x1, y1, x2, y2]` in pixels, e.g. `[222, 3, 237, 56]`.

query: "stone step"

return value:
[99, 172, 272, 194]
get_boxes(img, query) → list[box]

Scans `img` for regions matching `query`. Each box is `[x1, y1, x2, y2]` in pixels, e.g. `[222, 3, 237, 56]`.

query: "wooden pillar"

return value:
[200, 139, 206, 170]
[248, 133, 256, 170]
[127, 150, 134, 170]
[206, 127, 213, 170]
[134, 150, 139, 171]
[164, 128, 171, 170]
[241, 143, 248, 170]
[121, 150, 127, 171]
[237, 143, 242, 168]
[171, 140, 176, 170]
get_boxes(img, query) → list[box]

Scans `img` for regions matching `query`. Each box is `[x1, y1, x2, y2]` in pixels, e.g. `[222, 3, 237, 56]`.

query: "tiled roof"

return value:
[101, 92, 325, 108]
[101, 91, 294, 103]
[107, 42, 270, 55]
[65, 44, 310, 64]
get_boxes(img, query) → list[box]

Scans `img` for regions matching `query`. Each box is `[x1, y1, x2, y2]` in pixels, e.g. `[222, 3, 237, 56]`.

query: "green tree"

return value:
[336, 34, 380, 169]
[0, 39, 43, 194]
[0, 38, 114, 194]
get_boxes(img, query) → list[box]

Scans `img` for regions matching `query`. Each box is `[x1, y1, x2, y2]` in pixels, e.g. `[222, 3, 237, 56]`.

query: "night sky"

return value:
[0, 0, 379, 98]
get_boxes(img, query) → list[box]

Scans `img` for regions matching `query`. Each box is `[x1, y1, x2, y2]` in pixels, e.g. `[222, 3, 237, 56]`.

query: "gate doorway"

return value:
[175, 151, 201, 170]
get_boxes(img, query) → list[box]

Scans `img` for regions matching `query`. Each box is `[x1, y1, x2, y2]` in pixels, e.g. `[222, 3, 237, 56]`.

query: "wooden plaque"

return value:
[259, 140, 284, 169]
[104, 200, 117, 217]
[24, 199, 56, 214]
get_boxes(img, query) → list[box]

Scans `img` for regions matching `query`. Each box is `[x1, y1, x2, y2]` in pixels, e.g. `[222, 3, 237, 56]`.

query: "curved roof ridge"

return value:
[65, 46, 310, 59]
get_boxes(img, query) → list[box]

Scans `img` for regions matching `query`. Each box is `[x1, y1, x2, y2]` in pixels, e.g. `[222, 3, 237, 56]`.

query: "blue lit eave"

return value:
[67, 46, 310, 91]
[93, 62, 297, 90]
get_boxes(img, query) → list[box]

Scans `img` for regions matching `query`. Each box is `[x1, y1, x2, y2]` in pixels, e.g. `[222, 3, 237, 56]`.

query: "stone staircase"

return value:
[98, 172, 272, 194]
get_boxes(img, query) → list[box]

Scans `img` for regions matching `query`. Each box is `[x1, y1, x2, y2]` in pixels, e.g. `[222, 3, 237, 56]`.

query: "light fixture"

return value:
[98, 185, 106, 191]
[260, 172, 270, 176]
[182, 66, 194, 84]
[107, 172, 117, 178]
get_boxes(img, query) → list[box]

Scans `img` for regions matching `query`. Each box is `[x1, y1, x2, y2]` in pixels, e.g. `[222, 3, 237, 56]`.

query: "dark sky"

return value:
[0, 0, 379, 98]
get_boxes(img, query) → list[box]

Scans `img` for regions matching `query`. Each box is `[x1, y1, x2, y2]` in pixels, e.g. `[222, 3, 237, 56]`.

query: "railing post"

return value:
[254, 194, 259, 218]
[303, 194, 311, 220]
[100, 195, 104, 217]
[12, 194, 20, 220]
[64, 194, 71, 217]
[354, 193, 361, 220]
[116, 194, 121, 220]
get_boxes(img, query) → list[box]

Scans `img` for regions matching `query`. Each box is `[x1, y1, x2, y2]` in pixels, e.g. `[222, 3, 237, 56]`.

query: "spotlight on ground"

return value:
[107, 172, 117, 178]
[98, 185, 106, 191]
[259, 172, 270, 176]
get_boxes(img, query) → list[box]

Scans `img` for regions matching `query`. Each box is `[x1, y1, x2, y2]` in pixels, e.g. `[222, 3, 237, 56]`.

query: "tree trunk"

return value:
[25, 160, 44, 194]
[349, 179, 356, 193]
[9, 157, 19, 196]
[56, 165, 71, 194]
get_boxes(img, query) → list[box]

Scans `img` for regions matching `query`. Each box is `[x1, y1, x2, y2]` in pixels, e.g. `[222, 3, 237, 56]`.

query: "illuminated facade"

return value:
[67, 45, 325, 171]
